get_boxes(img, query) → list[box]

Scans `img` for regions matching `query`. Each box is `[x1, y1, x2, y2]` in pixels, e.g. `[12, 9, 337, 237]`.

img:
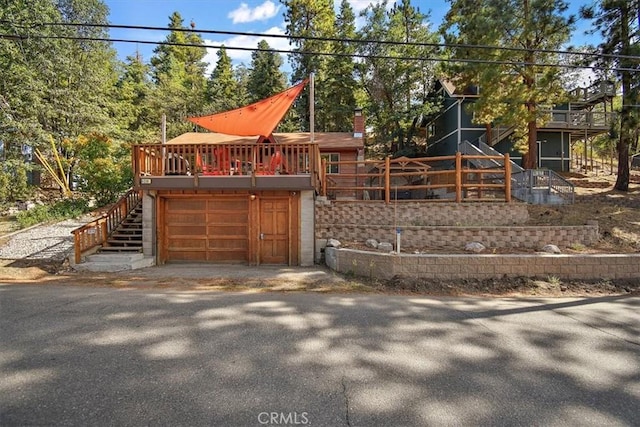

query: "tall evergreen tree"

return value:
[115, 52, 155, 142]
[357, 0, 439, 155]
[581, 0, 640, 191]
[281, 0, 335, 131]
[206, 46, 241, 112]
[442, 0, 575, 169]
[322, 0, 359, 132]
[247, 40, 286, 103]
[150, 12, 207, 138]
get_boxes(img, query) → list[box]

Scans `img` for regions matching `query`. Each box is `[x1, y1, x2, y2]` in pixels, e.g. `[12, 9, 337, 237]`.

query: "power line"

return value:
[3, 20, 640, 62]
[1, 32, 638, 74]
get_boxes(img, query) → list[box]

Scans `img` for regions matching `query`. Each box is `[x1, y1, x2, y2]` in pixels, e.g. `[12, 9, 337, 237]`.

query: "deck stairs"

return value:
[458, 140, 574, 205]
[73, 200, 154, 272]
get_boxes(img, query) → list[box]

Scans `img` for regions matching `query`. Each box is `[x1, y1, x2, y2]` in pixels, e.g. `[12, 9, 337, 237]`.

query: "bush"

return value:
[16, 198, 91, 228]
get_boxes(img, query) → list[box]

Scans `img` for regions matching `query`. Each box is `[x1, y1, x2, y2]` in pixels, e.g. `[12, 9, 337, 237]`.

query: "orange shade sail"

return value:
[188, 79, 308, 137]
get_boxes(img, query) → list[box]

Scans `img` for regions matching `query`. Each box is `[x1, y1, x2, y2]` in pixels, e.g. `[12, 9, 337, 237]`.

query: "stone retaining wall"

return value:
[315, 201, 530, 227]
[317, 224, 599, 250]
[325, 248, 640, 281]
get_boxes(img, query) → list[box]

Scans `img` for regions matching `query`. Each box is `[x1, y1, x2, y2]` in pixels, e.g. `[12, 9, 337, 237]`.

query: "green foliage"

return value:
[207, 47, 241, 112]
[357, 0, 440, 156]
[0, 159, 31, 201]
[442, 0, 575, 168]
[581, 0, 640, 190]
[247, 40, 287, 103]
[0, 170, 9, 202]
[16, 198, 90, 228]
[74, 134, 132, 206]
[282, 0, 336, 131]
[150, 12, 208, 138]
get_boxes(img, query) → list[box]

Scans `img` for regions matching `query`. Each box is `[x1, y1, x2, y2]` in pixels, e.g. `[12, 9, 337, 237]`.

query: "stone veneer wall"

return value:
[325, 248, 640, 281]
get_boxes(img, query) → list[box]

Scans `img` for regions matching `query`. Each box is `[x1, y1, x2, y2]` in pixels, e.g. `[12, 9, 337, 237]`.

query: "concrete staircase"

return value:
[72, 252, 154, 272]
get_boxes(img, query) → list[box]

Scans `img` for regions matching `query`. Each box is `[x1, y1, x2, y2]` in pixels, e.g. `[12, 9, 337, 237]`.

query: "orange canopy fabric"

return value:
[188, 79, 308, 137]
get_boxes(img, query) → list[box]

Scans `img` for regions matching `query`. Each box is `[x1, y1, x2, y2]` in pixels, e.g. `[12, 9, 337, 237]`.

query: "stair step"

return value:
[100, 246, 142, 252]
[87, 252, 145, 262]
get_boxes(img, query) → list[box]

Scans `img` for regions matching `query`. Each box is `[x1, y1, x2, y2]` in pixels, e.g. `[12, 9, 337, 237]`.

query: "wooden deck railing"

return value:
[321, 152, 513, 203]
[132, 142, 320, 178]
[71, 189, 141, 264]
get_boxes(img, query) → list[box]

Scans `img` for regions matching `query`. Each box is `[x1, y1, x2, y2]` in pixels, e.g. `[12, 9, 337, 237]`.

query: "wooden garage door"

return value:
[164, 196, 249, 263]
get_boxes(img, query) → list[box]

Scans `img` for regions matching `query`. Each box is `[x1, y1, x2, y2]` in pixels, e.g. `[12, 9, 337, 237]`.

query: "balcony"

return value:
[132, 142, 321, 192]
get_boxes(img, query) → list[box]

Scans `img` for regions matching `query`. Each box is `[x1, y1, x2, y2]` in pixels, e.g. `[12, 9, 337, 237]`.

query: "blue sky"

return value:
[104, 0, 599, 74]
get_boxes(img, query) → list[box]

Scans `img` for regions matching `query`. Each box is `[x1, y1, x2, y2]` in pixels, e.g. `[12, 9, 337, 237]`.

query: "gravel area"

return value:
[0, 218, 88, 261]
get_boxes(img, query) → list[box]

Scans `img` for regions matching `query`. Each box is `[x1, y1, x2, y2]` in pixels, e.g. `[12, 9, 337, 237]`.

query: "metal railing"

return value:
[511, 169, 575, 204]
[71, 189, 141, 264]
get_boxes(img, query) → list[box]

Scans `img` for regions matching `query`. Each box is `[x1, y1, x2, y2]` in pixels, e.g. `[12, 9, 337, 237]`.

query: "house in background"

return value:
[424, 79, 616, 172]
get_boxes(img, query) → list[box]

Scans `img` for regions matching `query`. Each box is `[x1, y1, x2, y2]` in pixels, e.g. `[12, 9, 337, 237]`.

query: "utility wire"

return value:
[1, 32, 639, 74]
[2, 20, 640, 62]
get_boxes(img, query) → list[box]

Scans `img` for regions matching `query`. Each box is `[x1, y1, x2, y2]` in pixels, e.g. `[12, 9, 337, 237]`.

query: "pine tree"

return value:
[281, 0, 335, 131]
[247, 40, 286, 103]
[206, 47, 241, 112]
[150, 12, 207, 138]
[357, 0, 439, 155]
[442, 0, 575, 169]
[582, 0, 640, 191]
[321, 0, 359, 132]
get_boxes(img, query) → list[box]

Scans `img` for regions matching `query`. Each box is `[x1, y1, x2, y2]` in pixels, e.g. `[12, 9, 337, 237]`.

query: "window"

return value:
[321, 153, 339, 174]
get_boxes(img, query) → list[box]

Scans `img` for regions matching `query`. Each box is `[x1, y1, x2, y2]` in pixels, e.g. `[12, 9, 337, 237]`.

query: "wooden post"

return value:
[74, 232, 81, 265]
[504, 153, 512, 202]
[384, 156, 391, 205]
[321, 158, 327, 197]
[455, 151, 462, 202]
[101, 221, 108, 247]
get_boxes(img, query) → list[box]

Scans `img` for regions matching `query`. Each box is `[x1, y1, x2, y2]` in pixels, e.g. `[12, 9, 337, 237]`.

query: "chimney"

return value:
[353, 108, 364, 138]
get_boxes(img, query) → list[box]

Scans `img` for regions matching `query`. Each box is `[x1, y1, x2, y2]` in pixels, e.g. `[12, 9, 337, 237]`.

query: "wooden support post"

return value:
[74, 232, 81, 265]
[504, 153, 512, 202]
[384, 156, 391, 205]
[101, 221, 108, 247]
[455, 151, 462, 202]
[321, 158, 327, 197]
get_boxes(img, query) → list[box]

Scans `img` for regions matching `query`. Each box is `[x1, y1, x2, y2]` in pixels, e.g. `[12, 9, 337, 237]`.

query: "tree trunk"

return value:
[615, 2, 632, 191]
[525, 119, 537, 169]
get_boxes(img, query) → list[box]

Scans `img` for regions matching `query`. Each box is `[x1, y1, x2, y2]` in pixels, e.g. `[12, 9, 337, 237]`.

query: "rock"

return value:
[326, 238, 341, 248]
[541, 244, 561, 254]
[365, 238, 379, 249]
[465, 242, 486, 253]
[377, 242, 393, 252]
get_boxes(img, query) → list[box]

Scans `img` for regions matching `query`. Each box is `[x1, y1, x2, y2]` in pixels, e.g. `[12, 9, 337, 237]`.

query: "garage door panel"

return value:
[169, 199, 206, 210]
[165, 213, 206, 223]
[165, 195, 249, 263]
[170, 238, 206, 250]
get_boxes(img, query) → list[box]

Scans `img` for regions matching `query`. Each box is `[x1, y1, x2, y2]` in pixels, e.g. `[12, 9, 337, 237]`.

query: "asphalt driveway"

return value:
[1, 285, 638, 426]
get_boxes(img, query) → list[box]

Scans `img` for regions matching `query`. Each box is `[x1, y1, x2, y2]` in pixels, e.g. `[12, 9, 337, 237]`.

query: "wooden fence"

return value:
[71, 189, 141, 264]
[320, 152, 513, 203]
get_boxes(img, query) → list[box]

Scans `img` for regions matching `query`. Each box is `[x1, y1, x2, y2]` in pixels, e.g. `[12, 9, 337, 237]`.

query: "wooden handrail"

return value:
[321, 153, 514, 203]
[71, 189, 141, 264]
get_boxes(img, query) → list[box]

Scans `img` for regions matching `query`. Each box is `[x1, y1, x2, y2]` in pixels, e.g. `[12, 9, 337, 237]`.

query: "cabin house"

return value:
[127, 110, 364, 267]
[425, 79, 616, 171]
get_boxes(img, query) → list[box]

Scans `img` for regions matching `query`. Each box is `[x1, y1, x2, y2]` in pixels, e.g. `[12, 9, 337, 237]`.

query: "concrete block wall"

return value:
[326, 248, 640, 281]
[315, 201, 530, 227]
[317, 224, 599, 250]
